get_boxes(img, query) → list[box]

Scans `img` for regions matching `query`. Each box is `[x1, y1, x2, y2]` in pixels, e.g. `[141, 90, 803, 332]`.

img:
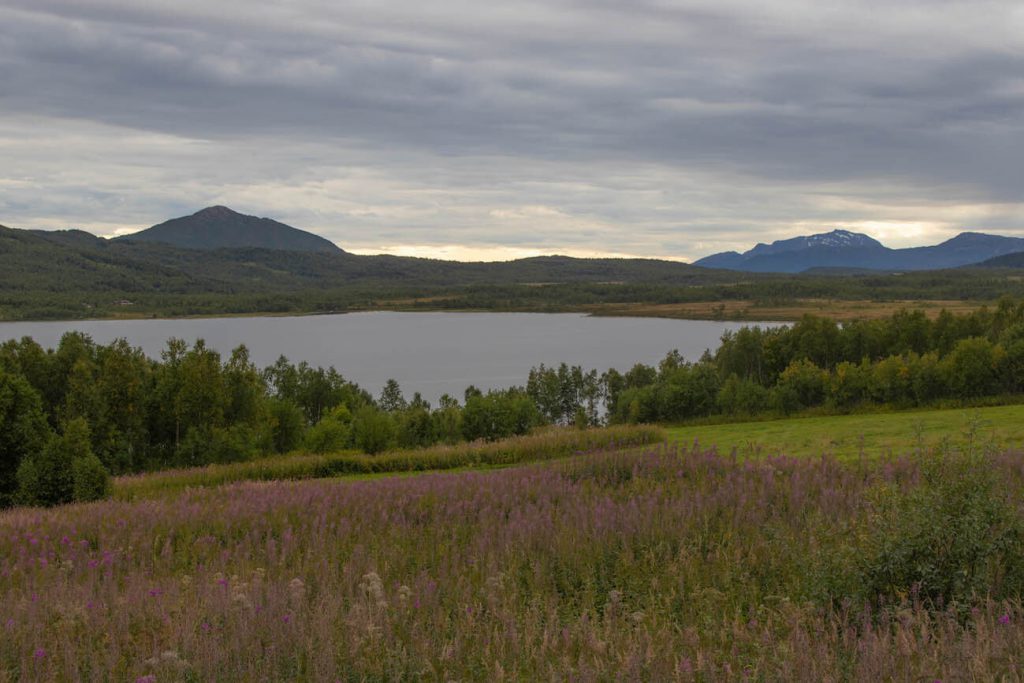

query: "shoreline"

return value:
[0, 297, 990, 325]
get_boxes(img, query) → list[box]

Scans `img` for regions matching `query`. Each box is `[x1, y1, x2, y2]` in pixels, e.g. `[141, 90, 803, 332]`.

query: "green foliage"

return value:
[351, 406, 396, 454]
[942, 336, 1002, 398]
[112, 425, 666, 500]
[717, 374, 769, 416]
[771, 359, 828, 414]
[72, 454, 111, 502]
[856, 452, 1024, 607]
[303, 408, 351, 454]
[378, 379, 408, 412]
[0, 369, 52, 506]
[461, 390, 539, 441]
[18, 418, 97, 507]
[267, 398, 306, 453]
[397, 407, 435, 449]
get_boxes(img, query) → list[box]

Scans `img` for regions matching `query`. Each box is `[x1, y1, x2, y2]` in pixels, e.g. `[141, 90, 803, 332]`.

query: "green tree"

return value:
[717, 374, 769, 416]
[828, 360, 870, 410]
[351, 406, 396, 454]
[18, 418, 101, 507]
[0, 369, 52, 507]
[303, 405, 352, 454]
[378, 379, 408, 412]
[771, 359, 828, 414]
[461, 390, 538, 441]
[267, 398, 306, 453]
[942, 337, 1001, 398]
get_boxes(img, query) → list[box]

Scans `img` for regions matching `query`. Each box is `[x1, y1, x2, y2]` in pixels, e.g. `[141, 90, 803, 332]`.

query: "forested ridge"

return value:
[5, 299, 1024, 508]
[5, 222, 1024, 320]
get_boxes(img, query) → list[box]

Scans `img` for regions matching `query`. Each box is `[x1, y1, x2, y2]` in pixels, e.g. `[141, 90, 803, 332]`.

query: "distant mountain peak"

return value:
[115, 206, 343, 254]
[195, 205, 237, 217]
[694, 228, 1024, 273]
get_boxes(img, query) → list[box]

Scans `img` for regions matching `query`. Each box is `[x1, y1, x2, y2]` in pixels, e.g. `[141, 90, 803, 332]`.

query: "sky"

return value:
[1, 0, 1023, 262]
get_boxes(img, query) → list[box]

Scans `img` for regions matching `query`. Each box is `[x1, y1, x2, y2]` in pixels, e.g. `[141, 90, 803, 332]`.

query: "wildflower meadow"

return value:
[3, 439, 1024, 681]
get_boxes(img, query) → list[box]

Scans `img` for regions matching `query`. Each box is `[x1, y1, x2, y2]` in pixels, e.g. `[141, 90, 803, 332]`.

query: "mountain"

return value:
[115, 206, 343, 253]
[694, 229, 1024, 273]
[973, 250, 1024, 268]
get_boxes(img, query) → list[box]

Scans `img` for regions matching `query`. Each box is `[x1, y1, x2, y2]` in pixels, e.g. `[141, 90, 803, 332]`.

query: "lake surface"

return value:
[0, 312, 781, 403]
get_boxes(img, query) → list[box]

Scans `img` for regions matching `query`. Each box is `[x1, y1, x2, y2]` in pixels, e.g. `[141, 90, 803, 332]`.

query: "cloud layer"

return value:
[2, 0, 1023, 259]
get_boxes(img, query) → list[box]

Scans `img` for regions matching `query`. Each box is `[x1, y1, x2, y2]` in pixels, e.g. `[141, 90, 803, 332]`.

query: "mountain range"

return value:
[4, 206, 1024, 320]
[695, 229, 1024, 273]
[64, 206, 1024, 273]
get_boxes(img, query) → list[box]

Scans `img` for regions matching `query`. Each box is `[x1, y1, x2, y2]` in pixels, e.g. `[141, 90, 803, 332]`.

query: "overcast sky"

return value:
[2, 0, 1023, 261]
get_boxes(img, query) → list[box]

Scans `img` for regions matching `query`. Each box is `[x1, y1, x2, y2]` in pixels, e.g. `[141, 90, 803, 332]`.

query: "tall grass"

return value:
[3, 441, 1024, 680]
[111, 424, 664, 500]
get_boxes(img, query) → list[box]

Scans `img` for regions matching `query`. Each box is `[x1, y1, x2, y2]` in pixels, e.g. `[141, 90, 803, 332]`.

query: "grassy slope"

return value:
[112, 404, 1024, 501]
[4, 432, 1024, 679]
[111, 425, 664, 500]
[665, 403, 1024, 460]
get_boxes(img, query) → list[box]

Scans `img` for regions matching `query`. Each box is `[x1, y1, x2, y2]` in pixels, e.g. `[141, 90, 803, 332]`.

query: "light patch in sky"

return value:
[347, 244, 687, 263]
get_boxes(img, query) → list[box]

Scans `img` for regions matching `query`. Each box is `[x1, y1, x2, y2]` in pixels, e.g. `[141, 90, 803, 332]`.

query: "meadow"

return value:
[667, 402, 1024, 461]
[110, 425, 663, 500]
[3, 428, 1024, 680]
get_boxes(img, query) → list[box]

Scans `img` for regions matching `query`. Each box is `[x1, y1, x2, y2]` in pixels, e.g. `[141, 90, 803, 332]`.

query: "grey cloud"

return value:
[1, 0, 1023, 258]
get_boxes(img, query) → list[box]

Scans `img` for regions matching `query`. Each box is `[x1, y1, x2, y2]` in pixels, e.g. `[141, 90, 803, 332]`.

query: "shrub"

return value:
[771, 359, 828, 414]
[72, 454, 111, 502]
[942, 337, 1002, 398]
[717, 374, 769, 416]
[268, 398, 306, 453]
[351, 406, 396, 454]
[856, 451, 1024, 608]
[461, 391, 539, 441]
[303, 416, 350, 454]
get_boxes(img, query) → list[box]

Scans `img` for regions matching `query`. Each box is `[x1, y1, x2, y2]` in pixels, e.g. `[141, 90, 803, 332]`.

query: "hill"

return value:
[5, 209, 1024, 321]
[115, 206, 344, 253]
[695, 229, 1024, 273]
[973, 250, 1024, 268]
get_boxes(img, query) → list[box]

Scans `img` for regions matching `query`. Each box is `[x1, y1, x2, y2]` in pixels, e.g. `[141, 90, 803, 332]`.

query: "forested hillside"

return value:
[5, 219, 1024, 320]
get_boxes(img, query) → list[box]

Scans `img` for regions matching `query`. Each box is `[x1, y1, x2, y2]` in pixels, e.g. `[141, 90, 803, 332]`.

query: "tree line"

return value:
[0, 334, 543, 507]
[603, 298, 1024, 423]
[5, 298, 1024, 507]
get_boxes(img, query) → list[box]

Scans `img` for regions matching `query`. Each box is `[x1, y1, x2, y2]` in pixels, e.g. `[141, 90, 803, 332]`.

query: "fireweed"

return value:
[1, 443, 1024, 681]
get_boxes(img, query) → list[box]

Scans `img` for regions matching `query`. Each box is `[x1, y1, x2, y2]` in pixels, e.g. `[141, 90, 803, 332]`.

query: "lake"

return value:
[0, 312, 781, 403]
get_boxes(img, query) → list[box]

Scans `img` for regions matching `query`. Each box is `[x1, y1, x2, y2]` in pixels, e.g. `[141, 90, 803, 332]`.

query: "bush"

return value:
[304, 417, 350, 454]
[17, 418, 111, 507]
[72, 454, 110, 502]
[268, 398, 306, 453]
[717, 374, 769, 416]
[942, 337, 1001, 398]
[856, 451, 1024, 608]
[771, 359, 828, 414]
[461, 391, 539, 441]
[351, 406, 396, 454]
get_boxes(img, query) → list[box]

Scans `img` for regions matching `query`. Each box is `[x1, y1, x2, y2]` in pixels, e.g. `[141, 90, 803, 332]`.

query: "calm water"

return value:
[0, 312, 780, 403]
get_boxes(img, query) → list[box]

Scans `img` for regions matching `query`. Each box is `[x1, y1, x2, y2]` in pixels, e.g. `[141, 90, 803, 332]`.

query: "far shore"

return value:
[0, 297, 992, 326]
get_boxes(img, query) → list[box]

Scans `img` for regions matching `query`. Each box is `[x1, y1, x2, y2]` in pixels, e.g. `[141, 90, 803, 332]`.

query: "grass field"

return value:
[111, 424, 663, 500]
[666, 403, 1024, 460]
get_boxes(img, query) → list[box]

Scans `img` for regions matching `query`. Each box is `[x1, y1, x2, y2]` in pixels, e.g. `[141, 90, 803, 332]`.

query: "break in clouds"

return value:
[2, 0, 1024, 260]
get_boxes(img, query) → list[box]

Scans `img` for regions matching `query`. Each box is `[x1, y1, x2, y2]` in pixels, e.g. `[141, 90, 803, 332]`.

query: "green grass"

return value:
[112, 424, 664, 500]
[665, 403, 1024, 460]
